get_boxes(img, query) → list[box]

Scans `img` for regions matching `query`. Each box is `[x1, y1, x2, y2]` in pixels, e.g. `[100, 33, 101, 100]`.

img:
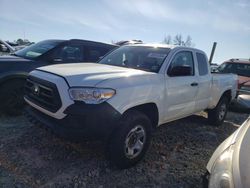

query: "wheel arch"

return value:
[220, 89, 232, 103]
[0, 72, 28, 86]
[123, 103, 159, 129]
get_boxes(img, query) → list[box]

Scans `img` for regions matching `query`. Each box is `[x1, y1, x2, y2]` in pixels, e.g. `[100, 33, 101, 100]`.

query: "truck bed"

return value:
[209, 73, 238, 108]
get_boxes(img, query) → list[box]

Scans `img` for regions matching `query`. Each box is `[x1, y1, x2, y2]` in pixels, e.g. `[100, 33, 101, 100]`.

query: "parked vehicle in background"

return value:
[205, 116, 250, 188]
[0, 39, 15, 55]
[5, 41, 19, 47]
[0, 40, 29, 55]
[217, 59, 250, 95]
[5, 41, 30, 51]
[210, 63, 219, 72]
[231, 94, 250, 111]
[24, 44, 237, 168]
[0, 39, 117, 115]
[115, 39, 143, 46]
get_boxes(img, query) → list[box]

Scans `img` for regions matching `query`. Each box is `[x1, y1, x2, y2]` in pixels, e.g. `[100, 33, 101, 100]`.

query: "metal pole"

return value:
[209, 42, 217, 64]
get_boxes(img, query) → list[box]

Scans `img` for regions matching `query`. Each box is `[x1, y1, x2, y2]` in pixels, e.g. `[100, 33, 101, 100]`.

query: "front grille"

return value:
[24, 76, 62, 113]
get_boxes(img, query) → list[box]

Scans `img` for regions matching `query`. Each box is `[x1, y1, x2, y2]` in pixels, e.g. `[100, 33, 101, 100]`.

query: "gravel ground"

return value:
[0, 110, 248, 188]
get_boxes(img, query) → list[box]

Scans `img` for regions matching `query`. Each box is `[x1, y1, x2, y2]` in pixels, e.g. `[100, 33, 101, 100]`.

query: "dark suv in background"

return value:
[0, 39, 117, 115]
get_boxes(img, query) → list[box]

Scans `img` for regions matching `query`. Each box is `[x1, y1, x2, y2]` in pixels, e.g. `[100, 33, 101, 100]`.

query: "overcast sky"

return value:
[0, 0, 249, 63]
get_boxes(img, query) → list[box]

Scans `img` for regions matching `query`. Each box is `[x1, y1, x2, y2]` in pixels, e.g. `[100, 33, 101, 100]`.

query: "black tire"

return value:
[107, 110, 152, 169]
[0, 79, 26, 115]
[208, 96, 229, 126]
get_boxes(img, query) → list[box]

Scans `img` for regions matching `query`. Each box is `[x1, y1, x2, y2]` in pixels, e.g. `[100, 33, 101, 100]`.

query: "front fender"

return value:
[0, 71, 28, 85]
[106, 85, 164, 125]
[206, 119, 248, 172]
[206, 133, 235, 173]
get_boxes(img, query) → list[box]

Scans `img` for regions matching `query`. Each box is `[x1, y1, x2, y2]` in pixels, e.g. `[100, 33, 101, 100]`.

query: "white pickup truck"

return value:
[24, 44, 237, 168]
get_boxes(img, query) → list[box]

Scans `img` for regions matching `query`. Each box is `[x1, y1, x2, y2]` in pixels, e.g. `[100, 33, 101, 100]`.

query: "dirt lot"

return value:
[0, 111, 248, 188]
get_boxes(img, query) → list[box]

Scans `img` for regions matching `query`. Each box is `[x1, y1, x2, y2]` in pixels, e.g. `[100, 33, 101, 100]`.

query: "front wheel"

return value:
[107, 110, 152, 169]
[208, 97, 229, 126]
[0, 79, 26, 115]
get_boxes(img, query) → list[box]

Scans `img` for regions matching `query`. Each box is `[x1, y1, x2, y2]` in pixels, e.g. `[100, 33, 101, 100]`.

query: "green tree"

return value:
[16, 38, 24, 45]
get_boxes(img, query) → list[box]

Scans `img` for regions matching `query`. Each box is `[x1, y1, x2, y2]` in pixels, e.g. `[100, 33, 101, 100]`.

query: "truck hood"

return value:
[37, 63, 154, 87]
[0, 55, 31, 62]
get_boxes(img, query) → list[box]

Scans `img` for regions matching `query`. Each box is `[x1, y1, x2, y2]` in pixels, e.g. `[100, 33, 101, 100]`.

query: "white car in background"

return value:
[206, 116, 250, 188]
[0, 39, 15, 55]
[0, 39, 29, 56]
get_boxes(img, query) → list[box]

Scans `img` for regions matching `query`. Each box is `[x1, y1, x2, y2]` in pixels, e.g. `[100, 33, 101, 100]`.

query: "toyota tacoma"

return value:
[24, 44, 238, 168]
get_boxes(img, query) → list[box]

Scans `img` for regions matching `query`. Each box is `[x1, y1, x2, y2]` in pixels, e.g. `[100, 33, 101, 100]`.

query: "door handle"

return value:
[53, 58, 62, 62]
[191, 82, 198, 86]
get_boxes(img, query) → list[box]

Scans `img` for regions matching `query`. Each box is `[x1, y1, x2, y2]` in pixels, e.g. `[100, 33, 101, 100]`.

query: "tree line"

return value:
[162, 34, 194, 47]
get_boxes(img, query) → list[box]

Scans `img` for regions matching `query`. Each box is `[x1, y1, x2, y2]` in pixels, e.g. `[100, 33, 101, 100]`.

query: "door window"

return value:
[196, 53, 208, 76]
[167, 51, 194, 77]
[54, 45, 83, 63]
[86, 46, 111, 62]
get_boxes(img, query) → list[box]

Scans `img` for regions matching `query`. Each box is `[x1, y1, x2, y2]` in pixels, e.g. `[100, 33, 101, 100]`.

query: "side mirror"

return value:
[168, 66, 192, 77]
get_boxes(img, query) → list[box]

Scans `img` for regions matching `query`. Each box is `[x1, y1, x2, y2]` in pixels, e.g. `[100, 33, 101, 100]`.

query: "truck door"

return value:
[164, 50, 199, 121]
[194, 52, 211, 112]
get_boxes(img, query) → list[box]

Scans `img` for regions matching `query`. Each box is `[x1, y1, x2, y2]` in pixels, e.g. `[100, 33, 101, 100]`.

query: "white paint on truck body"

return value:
[27, 44, 237, 126]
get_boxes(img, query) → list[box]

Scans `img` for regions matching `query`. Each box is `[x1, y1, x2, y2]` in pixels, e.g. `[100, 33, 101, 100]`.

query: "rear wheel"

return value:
[107, 110, 152, 169]
[0, 79, 26, 115]
[208, 97, 229, 126]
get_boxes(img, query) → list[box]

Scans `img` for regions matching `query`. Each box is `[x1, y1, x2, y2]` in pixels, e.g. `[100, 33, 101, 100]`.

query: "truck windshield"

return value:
[14, 40, 62, 60]
[99, 46, 170, 73]
[218, 62, 250, 77]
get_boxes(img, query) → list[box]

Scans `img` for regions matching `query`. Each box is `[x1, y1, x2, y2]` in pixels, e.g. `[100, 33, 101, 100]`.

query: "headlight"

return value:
[69, 87, 115, 104]
[209, 145, 235, 188]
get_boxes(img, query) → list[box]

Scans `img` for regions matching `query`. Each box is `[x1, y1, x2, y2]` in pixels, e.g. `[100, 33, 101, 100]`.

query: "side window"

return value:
[54, 44, 83, 63]
[167, 51, 194, 77]
[196, 53, 208, 76]
[86, 46, 109, 62]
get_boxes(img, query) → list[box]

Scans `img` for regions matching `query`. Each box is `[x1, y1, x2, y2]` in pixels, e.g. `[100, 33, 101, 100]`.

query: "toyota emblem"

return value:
[33, 84, 40, 95]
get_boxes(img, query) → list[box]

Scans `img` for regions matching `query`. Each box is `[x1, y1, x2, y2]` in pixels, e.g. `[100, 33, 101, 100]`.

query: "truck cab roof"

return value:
[226, 58, 250, 64]
[127, 43, 203, 52]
